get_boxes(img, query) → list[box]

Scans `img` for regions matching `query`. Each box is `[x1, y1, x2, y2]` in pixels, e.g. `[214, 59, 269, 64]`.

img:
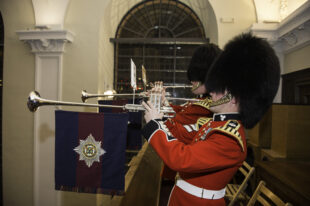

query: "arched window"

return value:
[111, 0, 208, 97]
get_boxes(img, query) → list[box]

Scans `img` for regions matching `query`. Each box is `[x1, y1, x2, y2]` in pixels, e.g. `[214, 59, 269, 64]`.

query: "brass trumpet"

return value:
[148, 82, 192, 89]
[81, 90, 148, 103]
[81, 90, 199, 103]
[164, 85, 193, 89]
[27, 91, 176, 115]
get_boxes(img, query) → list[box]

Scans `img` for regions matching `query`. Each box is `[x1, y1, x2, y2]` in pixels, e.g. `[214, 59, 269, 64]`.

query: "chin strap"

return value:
[209, 93, 232, 107]
[193, 93, 232, 109]
[191, 82, 201, 92]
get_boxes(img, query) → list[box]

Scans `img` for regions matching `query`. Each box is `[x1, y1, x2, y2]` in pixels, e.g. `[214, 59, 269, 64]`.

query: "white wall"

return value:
[209, 0, 256, 47]
[284, 44, 310, 74]
[181, 0, 218, 43]
[63, 0, 105, 108]
[182, 0, 256, 47]
[0, 0, 35, 205]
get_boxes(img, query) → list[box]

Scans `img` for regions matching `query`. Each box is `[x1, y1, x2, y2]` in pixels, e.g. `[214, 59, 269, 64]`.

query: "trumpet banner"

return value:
[98, 99, 143, 150]
[55, 110, 129, 195]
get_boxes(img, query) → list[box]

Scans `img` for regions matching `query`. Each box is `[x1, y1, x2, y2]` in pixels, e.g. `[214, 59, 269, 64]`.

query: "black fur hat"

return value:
[205, 33, 280, 129]
[187, 43, 222, 83]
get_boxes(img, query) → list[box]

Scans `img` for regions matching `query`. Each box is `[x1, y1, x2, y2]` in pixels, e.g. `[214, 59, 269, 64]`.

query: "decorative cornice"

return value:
[249, 1, 310, 54]
[16, 29, 74, 54]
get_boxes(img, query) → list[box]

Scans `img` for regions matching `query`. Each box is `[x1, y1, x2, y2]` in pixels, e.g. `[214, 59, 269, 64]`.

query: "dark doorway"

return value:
[282, 68, 310, 104]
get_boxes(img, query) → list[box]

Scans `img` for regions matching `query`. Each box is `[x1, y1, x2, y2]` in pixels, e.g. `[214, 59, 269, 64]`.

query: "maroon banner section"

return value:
[76, 112, 105, 188]
[112, 99, 128, 113]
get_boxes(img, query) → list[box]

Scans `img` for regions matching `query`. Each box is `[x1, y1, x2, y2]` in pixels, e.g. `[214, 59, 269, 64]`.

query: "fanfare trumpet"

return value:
[81, 90, 148, 103]
[27, 91, 175, 115]
[81, 90, 198, 103]
[81, 81, 193, 102]
[161, 84, 193, 89]
[147, 82, 192, 89]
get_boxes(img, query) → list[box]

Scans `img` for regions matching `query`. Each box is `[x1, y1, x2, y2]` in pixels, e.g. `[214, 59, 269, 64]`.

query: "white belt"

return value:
[175, 178, 226, 199]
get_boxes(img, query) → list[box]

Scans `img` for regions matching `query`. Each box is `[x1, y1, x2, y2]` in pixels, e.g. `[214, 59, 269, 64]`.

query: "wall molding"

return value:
[250, 1, 310, 54]
[16, 29, 74, 54]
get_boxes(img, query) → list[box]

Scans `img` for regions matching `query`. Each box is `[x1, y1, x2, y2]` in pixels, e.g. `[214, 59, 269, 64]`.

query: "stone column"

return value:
[17, 29, 74, 206]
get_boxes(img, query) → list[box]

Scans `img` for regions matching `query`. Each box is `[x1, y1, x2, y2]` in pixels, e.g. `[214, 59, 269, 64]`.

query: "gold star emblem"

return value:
[74, 134, 106, 167]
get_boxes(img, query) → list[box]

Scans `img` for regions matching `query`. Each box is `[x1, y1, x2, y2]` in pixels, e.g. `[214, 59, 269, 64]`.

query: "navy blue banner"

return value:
[98, 99, 143, 150]
[55, 110, 129, 195]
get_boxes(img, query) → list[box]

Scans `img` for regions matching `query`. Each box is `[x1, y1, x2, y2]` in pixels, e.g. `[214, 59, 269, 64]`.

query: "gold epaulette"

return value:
[193, 98, 212, 110]
[213, 120, 244, 152]
[196, 117, 212, 129]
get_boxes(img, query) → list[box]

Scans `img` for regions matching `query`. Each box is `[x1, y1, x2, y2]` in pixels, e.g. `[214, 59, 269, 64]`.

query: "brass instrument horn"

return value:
[81, 90, 147, 102]
[27, 91, 175, 115]
[27, 91, 125, 112]
[81, 90, 198, 103]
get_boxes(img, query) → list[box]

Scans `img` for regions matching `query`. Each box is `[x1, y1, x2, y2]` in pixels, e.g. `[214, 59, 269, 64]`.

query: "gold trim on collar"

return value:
[213, 120, 244, 152]
[193, 97, 212, 110]
[196, 117, 212, 129]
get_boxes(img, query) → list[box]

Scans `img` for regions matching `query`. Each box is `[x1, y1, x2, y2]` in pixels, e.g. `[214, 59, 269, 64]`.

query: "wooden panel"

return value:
[247, 107, 272, 148]
[271, 105, 289, 157]
[271, 105, 310, 160]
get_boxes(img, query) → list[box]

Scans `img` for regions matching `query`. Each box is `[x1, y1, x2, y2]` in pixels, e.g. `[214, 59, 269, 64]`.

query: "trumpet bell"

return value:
[27, 91, 41, 112]
[81, 90, 88, 102]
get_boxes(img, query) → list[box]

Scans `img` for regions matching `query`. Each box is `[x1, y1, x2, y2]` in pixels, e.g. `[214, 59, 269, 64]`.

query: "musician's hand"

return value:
[161, 89, 170, 106]
[145, 87, 156, 97]
[142, 101, 164, 123]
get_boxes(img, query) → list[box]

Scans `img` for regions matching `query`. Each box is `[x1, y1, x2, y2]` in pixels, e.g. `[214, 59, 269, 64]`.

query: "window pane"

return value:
[114, 0, 208, 97]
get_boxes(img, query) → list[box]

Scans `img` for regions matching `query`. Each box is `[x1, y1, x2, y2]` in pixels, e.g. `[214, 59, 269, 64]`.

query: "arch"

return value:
[115, 0, 205, 38]
[111, 0, 209, 95]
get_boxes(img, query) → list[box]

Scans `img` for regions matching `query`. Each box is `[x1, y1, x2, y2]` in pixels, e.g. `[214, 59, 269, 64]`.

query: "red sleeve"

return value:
[143, 120, 245, 173]
[165, 119, 197, 144]
[170, 104, 212, 125]
[170, 103, 184, 113]
[164, 104, 212, 144]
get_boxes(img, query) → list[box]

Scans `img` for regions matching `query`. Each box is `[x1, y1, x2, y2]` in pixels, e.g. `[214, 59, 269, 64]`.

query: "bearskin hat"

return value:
[187, 43, 222, 83]
[205, 33, 280, 129]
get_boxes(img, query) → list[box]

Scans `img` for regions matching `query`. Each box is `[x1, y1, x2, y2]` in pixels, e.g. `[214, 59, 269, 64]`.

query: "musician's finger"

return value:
[147, 101, 156, 110]
[142, 101, 151, 111]
[159, 112, 164, 119]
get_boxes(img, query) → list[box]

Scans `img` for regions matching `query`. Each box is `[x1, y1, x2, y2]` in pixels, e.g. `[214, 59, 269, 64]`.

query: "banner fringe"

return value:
[55, 185, 125, 196]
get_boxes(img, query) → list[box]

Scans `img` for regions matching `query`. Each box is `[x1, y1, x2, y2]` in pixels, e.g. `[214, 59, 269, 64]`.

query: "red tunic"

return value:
[142, 114, 247, 206]
[165, 102, 212, 144]
[162, 101, 212, 179]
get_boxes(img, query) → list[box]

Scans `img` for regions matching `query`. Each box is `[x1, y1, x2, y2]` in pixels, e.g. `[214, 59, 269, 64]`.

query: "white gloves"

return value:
[142, 101, 164, 123]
